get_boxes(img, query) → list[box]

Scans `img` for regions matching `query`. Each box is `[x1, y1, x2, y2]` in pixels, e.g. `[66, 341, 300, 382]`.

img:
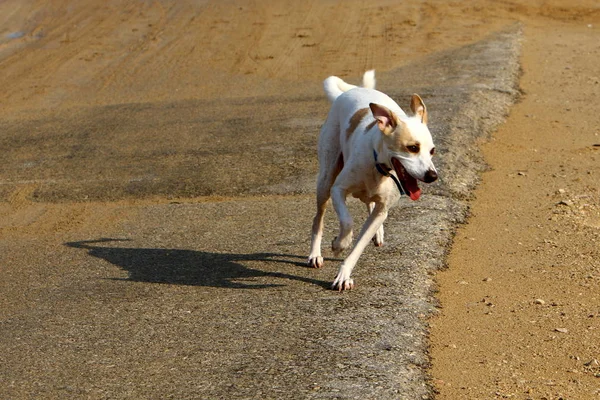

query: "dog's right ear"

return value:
[410, 94, 428, 124]
[369, 103, 397, 135]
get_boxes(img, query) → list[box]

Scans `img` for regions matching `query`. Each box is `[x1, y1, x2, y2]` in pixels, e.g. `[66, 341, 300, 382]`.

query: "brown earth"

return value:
[430, 17, 600, 400]
[1, 1, 599, 399]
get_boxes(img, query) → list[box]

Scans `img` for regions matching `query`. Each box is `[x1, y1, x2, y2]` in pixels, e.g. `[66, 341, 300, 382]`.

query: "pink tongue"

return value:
[391, 157, 421, 201]
[409, 188, 421, 201]
[401, 165, 421, 200]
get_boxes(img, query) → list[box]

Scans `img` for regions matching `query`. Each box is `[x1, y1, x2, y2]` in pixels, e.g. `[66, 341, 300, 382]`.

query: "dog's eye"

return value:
[407, 145, 420, 153]
[430, 148, 435, 156]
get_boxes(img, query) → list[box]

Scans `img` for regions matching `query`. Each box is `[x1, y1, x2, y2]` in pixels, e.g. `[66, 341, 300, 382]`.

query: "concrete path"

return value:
[1, 27, 520, 399]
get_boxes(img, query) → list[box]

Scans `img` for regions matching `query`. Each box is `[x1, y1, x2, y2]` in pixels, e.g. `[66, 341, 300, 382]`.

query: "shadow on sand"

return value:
[65, 238, 330, 289]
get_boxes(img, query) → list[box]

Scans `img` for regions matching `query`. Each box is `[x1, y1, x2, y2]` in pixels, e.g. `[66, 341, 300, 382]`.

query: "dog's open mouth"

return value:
[391, 157, 422, 201]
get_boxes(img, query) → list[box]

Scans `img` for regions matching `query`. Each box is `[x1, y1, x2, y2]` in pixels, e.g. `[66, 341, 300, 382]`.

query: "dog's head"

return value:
[369, 95, 437, 201]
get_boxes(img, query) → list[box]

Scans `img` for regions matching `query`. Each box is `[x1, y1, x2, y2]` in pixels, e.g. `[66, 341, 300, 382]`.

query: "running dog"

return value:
[308, 70, 438, 290]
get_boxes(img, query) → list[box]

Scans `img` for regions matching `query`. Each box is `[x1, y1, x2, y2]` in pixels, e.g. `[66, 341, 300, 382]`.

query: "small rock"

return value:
[555, 327, 568, 333]
[557, 188, 566, 194]
[534, 298, 546, 305]
[517, 171, 527, 176]
[483, 277, 492, 282]
[7, 31, 25, 39]
[557, 200, 573, 206]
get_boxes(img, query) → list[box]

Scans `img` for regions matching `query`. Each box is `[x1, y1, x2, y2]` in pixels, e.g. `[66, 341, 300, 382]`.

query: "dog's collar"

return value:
[373, 149, 407, 196]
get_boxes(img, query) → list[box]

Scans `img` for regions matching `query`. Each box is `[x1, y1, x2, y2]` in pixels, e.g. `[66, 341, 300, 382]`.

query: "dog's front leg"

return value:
[332, 202, 388, 291]
[330, 185, 353, 256]
[367, 202, 384, 247]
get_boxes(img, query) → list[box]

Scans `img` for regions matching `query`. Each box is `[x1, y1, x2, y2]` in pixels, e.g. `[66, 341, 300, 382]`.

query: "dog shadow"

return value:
[65, 238, 330, 289]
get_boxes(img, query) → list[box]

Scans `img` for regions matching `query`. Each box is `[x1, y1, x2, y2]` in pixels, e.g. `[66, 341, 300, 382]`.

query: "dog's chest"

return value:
[349, 170, 400, 205]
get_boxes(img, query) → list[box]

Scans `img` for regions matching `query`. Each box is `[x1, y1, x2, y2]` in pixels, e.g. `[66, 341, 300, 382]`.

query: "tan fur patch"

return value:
[365, 120, 377, 132]
[385, 120, 419, 153]
[346, 108, 370, 139]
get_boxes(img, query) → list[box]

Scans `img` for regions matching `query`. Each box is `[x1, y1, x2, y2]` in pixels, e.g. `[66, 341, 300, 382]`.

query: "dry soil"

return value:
[430, 15, 600, 400]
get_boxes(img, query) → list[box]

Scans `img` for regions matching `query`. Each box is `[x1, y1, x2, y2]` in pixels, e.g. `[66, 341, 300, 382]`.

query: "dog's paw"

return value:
[372, 233, 384, 247]
[332, 266, 354, 291]
[307, 256, 324, 268]
[331, 274, 354, 291]
[372, 225, 384, 247]
[331, 234, 353, 256]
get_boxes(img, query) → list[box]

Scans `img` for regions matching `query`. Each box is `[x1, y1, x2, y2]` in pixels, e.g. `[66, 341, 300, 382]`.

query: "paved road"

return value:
[1, 25, 520, 400]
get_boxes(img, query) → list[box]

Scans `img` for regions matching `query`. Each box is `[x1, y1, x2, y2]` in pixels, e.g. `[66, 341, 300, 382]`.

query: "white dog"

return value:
[308, 70, 438, 291]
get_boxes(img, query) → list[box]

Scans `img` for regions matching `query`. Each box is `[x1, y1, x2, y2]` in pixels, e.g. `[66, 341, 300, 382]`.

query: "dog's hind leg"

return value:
[309, 108, 344, 268]
[367, 202, 385, 247]
[308, 153, 343, 269]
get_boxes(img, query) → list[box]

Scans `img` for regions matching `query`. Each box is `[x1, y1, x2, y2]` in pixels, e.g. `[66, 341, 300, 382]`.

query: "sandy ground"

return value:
[0, 0, 599, 399]
[430, 19, 600, 400]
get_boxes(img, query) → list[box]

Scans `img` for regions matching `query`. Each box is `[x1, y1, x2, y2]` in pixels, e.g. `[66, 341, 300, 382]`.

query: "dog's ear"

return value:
[369, 103, 397, 135]
[410, 94, 428, 124]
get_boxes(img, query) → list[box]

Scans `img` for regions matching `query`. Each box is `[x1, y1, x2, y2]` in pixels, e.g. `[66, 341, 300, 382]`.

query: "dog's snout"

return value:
[424, 169, 438, 183]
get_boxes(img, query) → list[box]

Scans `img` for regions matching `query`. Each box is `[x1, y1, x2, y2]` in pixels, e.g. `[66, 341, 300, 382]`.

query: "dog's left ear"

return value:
[369, 103, 397, 135]
[410, 94, 428, 125]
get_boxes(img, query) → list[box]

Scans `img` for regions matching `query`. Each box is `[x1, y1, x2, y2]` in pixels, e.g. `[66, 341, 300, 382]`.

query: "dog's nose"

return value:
[423, 169, 438, 183]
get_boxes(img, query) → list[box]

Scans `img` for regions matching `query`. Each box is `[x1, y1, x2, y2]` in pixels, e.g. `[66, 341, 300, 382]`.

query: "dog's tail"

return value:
[361, 69, 376, 90]
[323, 70, 376, 102]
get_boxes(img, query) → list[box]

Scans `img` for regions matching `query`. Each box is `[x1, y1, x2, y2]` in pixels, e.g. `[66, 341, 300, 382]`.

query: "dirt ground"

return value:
[1, 0, 599, 399]
[430, 15, 600, 400]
